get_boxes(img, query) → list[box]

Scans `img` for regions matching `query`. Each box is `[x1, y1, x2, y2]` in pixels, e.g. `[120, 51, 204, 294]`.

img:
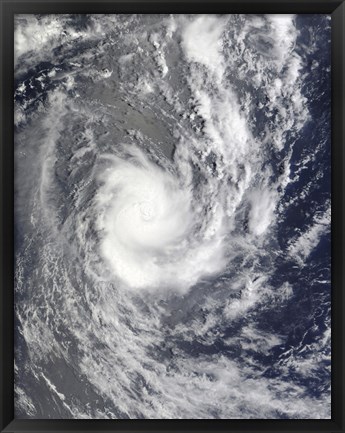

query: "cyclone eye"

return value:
[139, 201, 154, 221]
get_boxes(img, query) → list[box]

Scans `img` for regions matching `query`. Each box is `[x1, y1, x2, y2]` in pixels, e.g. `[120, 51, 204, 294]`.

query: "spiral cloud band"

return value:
[94, 147, 228, 292]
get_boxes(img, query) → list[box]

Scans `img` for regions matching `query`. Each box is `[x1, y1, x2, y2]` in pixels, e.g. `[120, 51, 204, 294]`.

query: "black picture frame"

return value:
[1, 0, 344, 432]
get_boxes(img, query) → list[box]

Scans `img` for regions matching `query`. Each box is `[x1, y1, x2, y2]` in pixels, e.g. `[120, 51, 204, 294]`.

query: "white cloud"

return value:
[248, 188, 277, 236]
[288, 205, 331, 265]
[15, 15, 64, 63]
[181, 15, 227, 79]
[94, 146, 228, 293]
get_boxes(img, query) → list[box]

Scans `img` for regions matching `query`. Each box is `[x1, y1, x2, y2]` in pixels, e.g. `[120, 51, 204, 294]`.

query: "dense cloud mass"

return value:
[14, 14, 331, 419]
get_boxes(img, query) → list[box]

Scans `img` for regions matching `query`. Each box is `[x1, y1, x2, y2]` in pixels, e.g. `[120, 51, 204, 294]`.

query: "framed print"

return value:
[1, 0, 344, 432]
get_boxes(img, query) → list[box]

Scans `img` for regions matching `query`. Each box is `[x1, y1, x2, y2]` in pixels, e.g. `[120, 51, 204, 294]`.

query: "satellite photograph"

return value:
[14, 14, 331, 419]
